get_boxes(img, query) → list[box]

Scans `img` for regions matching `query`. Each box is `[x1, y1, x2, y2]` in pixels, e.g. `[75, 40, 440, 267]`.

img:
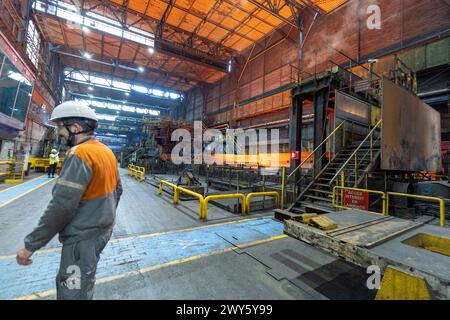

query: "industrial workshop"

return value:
[0, 0, 449, 301]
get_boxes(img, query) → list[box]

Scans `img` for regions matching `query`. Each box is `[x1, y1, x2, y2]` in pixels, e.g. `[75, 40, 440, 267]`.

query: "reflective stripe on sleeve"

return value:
[56, 178, 85, 191]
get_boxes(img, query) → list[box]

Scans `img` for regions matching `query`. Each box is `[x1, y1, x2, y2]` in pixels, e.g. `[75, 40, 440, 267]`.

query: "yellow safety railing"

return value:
[159, 180, 205, 220]
[329, 120, 382, 187]
[127, 164, 135, 176]
[203, 194, 246, 220]
[245, 192, 280, 214]
[158, 180, 178, 197]
[287, 120, 348, 181]
[0, 161, 25, 183]
[128, 164, 145, 181]
[136, 166, 145, 182]
[159, 181, 282, 221]
[0, 161, 10, 177]
[283, 120, 348, 203]
[332, 186, 386, 216]
[29, 157, 63, 172]
[175, 186, 205, 220]
[387, 192, 447, 227]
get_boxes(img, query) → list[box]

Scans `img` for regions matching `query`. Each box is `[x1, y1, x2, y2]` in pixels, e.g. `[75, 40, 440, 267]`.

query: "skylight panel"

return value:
[34, 0, 155, 48]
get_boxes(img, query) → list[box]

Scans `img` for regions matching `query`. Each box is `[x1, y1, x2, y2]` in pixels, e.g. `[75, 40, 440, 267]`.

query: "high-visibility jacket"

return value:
[49, 153, 59, 165]
[24, 136, 122, 251]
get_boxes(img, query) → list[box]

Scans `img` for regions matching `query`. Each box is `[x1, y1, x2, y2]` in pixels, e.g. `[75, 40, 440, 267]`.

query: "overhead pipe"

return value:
[418, 89, 450, 98]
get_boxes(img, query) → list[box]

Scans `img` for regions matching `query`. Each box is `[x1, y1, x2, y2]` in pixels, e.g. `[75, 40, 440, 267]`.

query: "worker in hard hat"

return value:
[48, 149, 59, 178]
[16, 101, 123, 300]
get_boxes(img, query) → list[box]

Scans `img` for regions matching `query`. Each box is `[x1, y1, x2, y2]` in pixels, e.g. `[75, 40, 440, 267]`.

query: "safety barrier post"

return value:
[203, 194, 245, 220]
[176, 186, 205, 220]
[139, 167, 146, 181]
[387, 192, 446, 227]
[245, 192, 280, 214]
[135, 166, 144, 181]
[159, 180, 179, 205]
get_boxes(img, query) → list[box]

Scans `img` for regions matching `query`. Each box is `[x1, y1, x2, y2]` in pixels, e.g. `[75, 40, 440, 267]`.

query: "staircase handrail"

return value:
[329, 120, 382, 186]
[287, 120, 347, 181]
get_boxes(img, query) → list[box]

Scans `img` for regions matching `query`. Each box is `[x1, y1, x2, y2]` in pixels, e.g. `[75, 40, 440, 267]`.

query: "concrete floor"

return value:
[0, 168, 376, 300]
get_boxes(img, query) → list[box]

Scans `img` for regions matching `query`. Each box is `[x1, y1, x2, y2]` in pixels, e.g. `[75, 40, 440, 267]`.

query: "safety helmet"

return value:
[50, 101, 97, 122]
[51, 149, 58, 154]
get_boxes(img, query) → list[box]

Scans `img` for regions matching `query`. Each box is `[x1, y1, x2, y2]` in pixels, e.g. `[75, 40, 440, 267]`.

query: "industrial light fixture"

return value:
[83, 52, 93, 59]
[137, 66, 145, 72]
[88, 86, 93, 91]
[82, 26, 90, 33]
[125, 92, 130, 96]
[88, 94, 93, 98]
[122, 101, 126, 104]
[148, 47, 155, 54]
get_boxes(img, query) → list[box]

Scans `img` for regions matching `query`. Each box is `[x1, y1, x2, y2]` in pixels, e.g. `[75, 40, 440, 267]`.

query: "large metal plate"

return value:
[381, 78, 441, 172]
[334, 92, 371, 150]
[335, 92, 370, 125]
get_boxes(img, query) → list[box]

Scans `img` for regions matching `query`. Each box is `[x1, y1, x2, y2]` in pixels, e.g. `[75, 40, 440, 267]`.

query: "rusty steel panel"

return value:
[381, 77, 441, 172]
[335, 92, 370, 125]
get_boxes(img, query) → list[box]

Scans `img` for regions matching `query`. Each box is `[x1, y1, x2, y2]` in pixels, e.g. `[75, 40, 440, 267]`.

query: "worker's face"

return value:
[55, 121, 82, 143]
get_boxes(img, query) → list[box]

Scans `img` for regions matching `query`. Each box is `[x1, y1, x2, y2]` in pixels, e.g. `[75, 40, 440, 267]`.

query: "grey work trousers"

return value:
[56, 232, 111, 300]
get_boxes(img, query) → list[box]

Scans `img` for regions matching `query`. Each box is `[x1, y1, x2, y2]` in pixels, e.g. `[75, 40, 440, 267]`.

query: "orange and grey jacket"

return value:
[24, 136, 122, 252]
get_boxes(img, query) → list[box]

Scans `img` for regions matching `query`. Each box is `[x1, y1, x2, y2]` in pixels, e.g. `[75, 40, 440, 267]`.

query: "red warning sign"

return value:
[343, 189, 369, 210]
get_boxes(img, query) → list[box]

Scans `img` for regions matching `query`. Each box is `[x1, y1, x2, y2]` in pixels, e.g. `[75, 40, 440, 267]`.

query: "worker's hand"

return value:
[16, 246, 33, 266]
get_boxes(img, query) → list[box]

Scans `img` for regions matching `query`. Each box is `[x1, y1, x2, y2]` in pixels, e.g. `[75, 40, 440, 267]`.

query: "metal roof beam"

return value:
[51, 46, 203, 87]
[246, 0, 299, 28]
[33, 2, 230, 72]
[69, 91, 171, 110]
[156, 0, 174, 38]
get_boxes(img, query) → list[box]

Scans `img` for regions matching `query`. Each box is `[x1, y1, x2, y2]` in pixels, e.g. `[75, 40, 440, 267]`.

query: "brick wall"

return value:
[185, 0, 450, 127]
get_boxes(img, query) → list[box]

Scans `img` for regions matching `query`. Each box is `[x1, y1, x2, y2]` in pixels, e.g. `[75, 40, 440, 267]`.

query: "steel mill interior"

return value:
[0, 0, 449, 301]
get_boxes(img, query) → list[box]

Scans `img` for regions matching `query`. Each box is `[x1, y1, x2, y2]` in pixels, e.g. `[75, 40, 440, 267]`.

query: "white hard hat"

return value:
[51, 149, 57, 153]
[50, 101, 97, 122]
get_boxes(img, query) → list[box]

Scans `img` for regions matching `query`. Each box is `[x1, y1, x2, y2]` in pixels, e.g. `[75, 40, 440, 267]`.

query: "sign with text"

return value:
[343, 189, 369, 211]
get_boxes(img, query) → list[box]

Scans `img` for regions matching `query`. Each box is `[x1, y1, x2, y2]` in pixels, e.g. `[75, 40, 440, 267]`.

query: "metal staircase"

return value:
[285, 120, 382, 214]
